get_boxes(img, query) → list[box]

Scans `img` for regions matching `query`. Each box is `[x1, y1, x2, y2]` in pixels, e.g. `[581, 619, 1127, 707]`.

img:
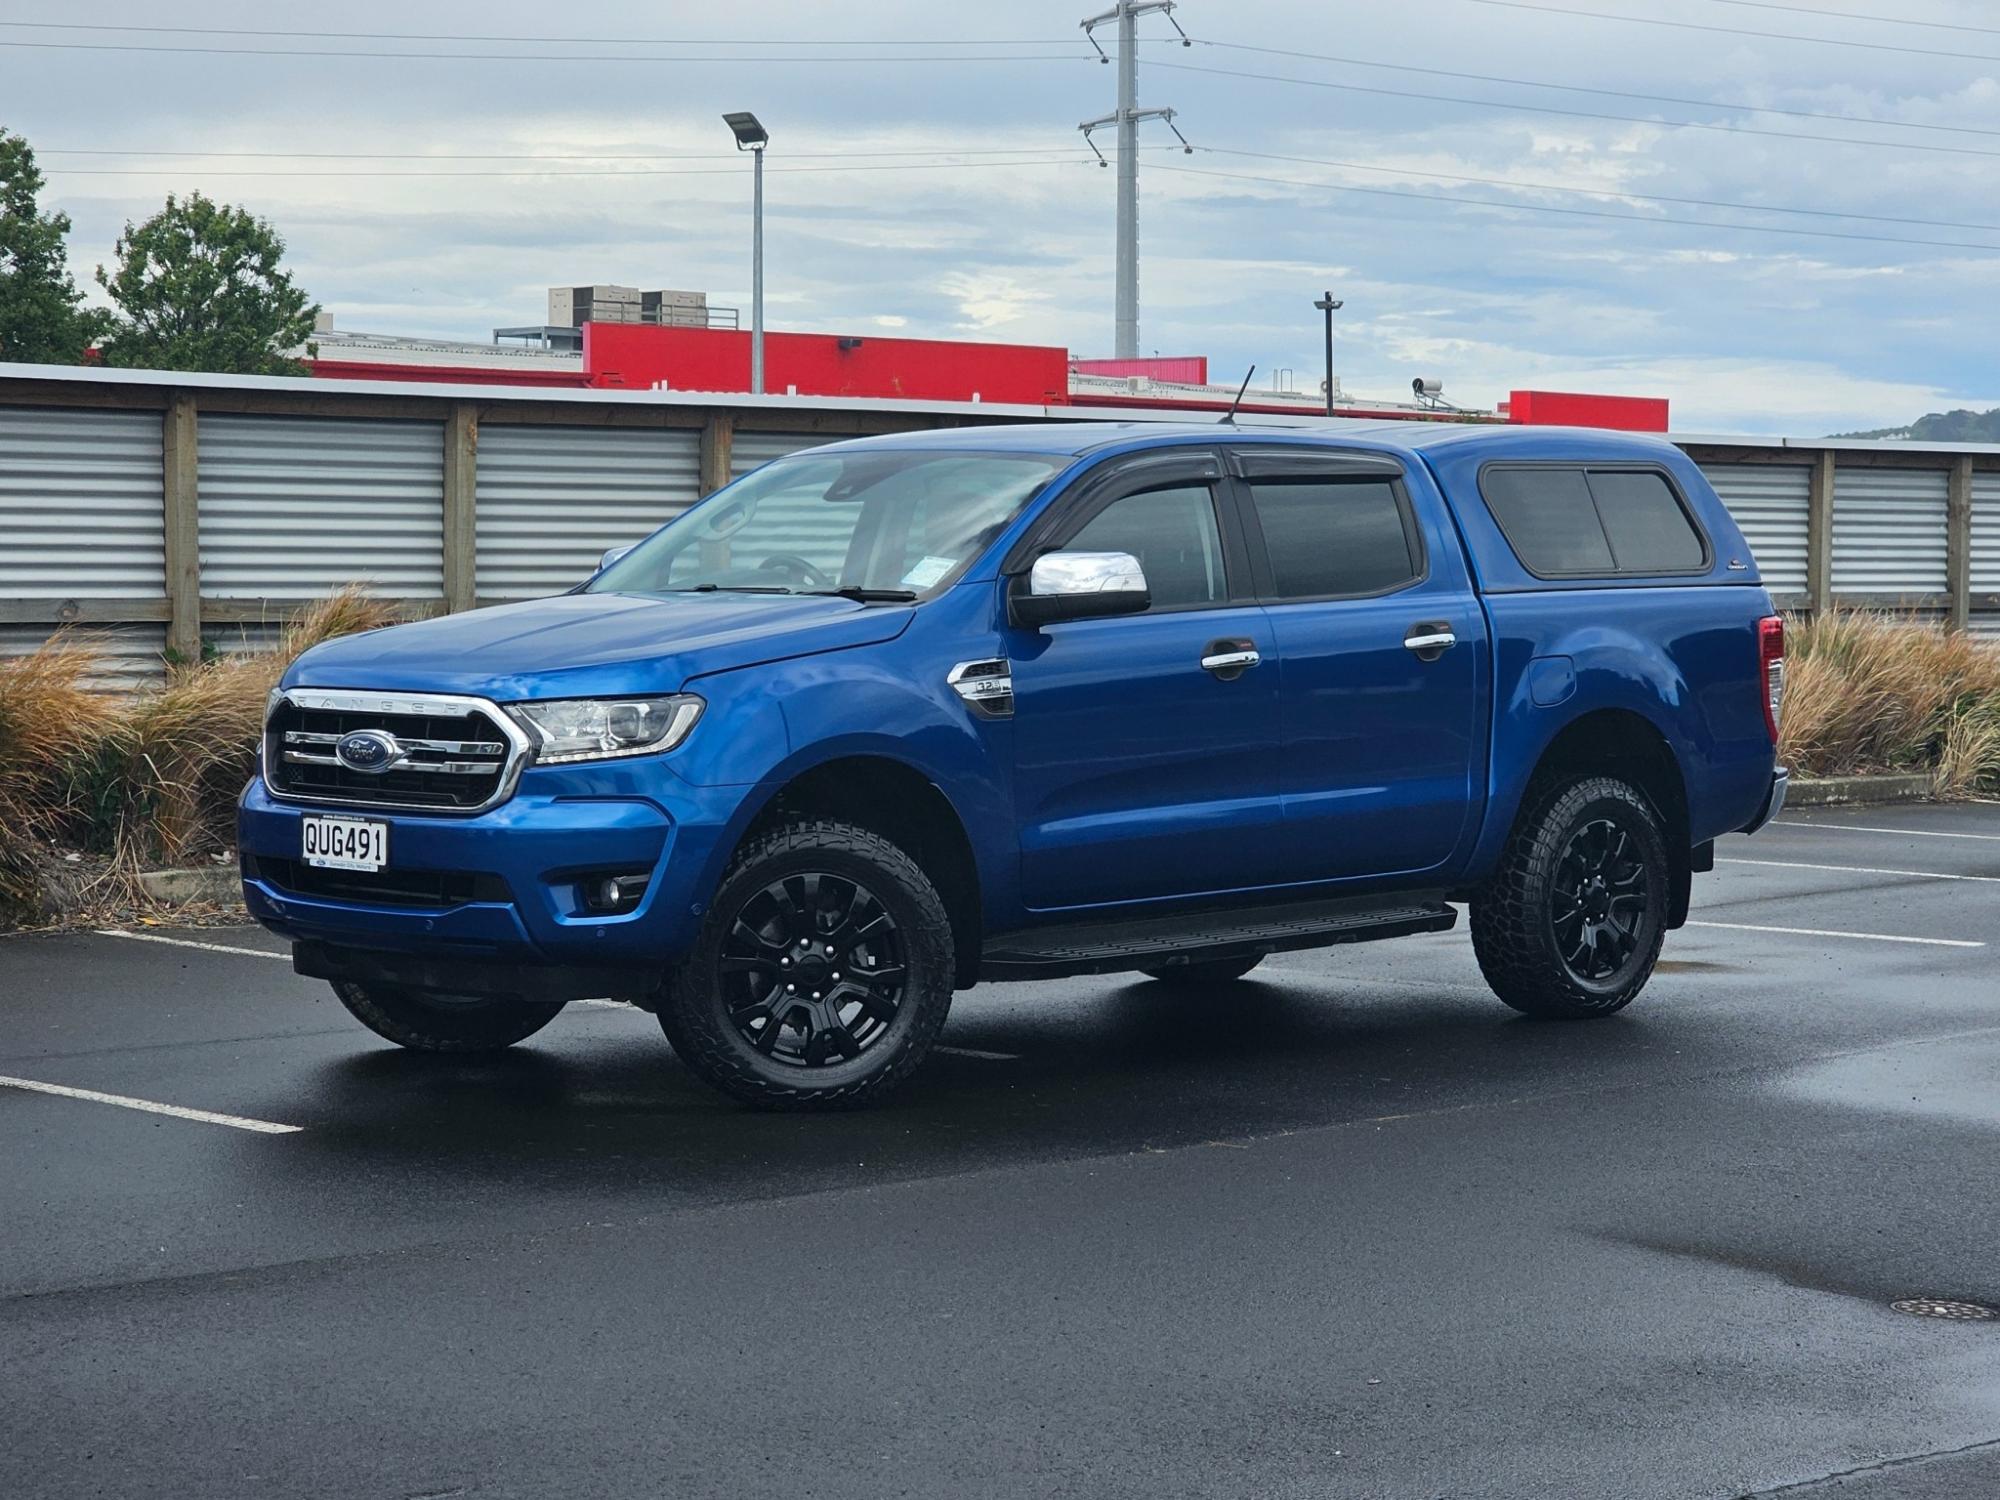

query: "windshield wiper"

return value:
[805, 586, 919, 603]
[671, 583, 794, 594]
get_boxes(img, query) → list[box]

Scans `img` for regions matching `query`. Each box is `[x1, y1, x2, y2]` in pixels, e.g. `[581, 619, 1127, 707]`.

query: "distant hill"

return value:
[1830, 408, 2000, 442]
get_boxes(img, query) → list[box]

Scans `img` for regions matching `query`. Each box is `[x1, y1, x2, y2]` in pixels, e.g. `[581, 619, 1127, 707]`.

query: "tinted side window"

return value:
[1246, 479, 1417, 598]
[1480, 468, 1614, 574]
[1587, 470, 1706, 571]
[1064, 484, 1225, 608]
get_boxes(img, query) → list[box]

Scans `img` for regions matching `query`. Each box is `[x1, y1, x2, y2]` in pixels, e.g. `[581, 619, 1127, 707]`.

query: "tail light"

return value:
[1757, 615, 1785, 744]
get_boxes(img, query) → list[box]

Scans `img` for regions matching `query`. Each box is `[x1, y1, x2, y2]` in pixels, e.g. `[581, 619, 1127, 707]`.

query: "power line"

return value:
[1702, 0, 2000, 37]
[39, 159, 1104, 181]
[1151, 161, 2000, 254]
[0, 19, 1142, 46]
[1451, 0, 2000, 64]
[37, 145, 1154, 163]
[41, 137, 1991, 234]
[1198, 146, 2000, 233]
[1193, 39, 2000, 139]
[0, 38, 1091, 63]
[1151, 59, 2000, 159]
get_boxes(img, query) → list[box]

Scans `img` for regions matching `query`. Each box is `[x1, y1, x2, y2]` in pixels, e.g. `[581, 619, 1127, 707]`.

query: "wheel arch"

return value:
[734, 753, 986, 988]
[1502, 707, 1696, 928]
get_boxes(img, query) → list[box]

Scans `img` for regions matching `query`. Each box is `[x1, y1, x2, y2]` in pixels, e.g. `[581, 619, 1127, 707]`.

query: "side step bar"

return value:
[981, 894, 1457, 982]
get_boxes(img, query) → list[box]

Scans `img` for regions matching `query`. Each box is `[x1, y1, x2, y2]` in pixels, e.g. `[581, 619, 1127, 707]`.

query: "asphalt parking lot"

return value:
[4, 802, 1999, 1500]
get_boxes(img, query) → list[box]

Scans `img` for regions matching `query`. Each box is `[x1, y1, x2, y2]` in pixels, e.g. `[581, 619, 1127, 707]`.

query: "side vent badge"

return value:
[947, 658, 1014, 719]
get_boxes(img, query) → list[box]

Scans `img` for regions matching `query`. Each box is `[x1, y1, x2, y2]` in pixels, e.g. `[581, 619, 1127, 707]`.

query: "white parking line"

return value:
[0, 1075, 303, 1134]
[1686, 920, 1984, 949]
[1720, 858, 2000, 884]
[1777, 820, 2000, 843]
[96, 929, 286, 960]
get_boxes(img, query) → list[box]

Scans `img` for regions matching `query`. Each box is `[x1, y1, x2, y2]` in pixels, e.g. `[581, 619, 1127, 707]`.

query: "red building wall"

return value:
[583, 324, 1070, 404]
[1507, 389, 1669, 432]
[1071, 356, 1210, 384]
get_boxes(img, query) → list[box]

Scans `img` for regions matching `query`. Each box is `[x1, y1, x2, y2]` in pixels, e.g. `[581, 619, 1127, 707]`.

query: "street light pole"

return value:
[1313, 291, 1343, 417]
[723, 111, 771, 396]
[751, 143, 765, 395]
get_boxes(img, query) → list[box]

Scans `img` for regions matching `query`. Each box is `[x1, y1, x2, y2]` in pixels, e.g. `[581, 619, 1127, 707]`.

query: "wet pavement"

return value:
[3, 802, 1999, 1498]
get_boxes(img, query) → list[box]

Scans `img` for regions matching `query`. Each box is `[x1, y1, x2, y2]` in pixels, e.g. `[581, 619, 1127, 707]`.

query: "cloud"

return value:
[11, 0, 2000, 432]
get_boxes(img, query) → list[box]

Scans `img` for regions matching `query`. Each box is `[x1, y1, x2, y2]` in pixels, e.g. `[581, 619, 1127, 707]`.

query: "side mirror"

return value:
[1009, 551, 1151, 629]
[598, 544, 635, 573]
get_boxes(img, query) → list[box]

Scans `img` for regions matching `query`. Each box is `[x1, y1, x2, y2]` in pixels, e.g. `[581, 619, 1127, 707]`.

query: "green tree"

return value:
[0, 128, 108, 364]
[96, 191, 318, 375]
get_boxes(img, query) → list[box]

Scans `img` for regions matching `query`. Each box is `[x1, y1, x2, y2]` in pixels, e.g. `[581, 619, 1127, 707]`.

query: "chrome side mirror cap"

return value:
[597, 543, 635, 573]
[1010, 550, 1151, 629]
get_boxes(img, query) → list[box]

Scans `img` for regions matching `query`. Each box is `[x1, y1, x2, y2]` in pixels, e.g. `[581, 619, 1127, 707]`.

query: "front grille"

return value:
[248, 855, 511, 909]
[264, 696, 518, 812]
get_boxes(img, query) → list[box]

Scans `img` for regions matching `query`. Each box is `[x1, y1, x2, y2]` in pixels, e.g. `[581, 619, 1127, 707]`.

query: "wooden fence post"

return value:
[161, 393, 202, 663]
[1947, 455, 1973, 633]
[1805, 448, 1835, 616]
[442, 402, 478, 612]
[699, 411, 734, 497]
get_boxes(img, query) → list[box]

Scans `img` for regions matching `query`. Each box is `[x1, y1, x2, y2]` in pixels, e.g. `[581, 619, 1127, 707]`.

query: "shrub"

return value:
[94, 587, 401, 867]
[0, 587, 398, 922]
[0, 636, 117, 916]
[1780, 610, 2000, 792]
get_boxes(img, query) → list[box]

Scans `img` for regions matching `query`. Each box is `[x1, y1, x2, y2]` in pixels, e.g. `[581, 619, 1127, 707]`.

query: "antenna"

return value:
[1219, 365, 1256, 424]
[1078, 2, 1192, 359]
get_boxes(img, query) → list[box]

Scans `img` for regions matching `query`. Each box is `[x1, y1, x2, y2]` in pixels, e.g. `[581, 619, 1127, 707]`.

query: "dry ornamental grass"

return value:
[1779, 610, 2000, 795]
[0, 587, 399, 922]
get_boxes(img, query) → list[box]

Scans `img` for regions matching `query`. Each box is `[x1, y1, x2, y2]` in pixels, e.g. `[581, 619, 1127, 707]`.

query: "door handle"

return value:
[1201, 640, 1261, 677]
[1404, 623, 1456, 661]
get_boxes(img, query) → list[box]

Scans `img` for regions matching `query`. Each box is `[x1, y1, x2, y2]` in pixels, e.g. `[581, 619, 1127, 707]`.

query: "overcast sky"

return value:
[6, 0, 1998, 433]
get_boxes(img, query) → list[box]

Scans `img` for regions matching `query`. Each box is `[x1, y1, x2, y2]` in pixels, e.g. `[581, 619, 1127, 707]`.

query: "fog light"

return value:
[581, 872, 650, 914]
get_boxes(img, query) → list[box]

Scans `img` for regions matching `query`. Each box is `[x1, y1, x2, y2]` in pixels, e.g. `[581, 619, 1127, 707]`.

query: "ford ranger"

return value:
[240, 421, 1788, 1108]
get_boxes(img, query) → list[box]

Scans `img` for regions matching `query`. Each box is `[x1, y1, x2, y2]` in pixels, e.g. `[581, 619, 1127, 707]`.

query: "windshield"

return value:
[588, 449, 1063, 600]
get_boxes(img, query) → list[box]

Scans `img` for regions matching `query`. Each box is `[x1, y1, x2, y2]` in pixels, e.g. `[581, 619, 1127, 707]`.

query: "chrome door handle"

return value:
[1404, 624, 1456, 660]
[1200, 647, 1261, 675]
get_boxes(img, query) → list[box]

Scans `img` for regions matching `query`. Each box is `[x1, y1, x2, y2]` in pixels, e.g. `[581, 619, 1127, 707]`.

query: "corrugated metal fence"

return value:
[1698, 464, 1811, 597]
[2, 370, 1997, 691]
[475, 424, 702, 600]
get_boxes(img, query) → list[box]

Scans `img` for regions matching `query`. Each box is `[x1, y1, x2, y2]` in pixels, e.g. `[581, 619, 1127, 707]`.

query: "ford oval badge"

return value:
[334, 729, 404, 775]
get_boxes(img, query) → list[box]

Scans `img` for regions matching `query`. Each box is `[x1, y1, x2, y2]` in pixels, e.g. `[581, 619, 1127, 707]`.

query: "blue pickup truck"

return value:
[241, 420, 1788, 1108]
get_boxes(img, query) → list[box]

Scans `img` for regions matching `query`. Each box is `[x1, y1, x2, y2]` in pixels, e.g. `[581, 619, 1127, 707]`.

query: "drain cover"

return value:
[1892, 1298, 1998, 1322]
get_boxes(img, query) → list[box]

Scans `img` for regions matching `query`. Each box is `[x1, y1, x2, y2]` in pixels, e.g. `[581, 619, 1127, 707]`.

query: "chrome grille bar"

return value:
[281, 751, 500, 776]
[282, 730, 505, 755]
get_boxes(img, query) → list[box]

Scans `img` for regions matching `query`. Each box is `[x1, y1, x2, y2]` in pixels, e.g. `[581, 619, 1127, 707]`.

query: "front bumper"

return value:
[1739, 765, 1789, 836]
[238, 761, 749, 981]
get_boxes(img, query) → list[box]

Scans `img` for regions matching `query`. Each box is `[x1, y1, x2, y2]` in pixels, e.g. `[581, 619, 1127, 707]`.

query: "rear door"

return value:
[1226, 446, 1485, 884]
[1005, 450, 1284, 911]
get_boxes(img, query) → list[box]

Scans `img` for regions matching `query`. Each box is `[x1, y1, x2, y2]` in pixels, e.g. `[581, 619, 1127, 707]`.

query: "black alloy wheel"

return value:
[721, 871, 908, 1068]
[1550, 817, 1651, 984]
[1470, 774, 1670, 1019]
[660, 816, 955, 1109]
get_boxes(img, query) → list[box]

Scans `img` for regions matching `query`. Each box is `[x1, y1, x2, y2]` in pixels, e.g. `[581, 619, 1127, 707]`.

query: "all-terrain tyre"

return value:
[661, 817, 955, 1110]
[1140, 954, 1264, 987]
[331, 979, 565, 1052]
[1470, 774, 1670, 1019]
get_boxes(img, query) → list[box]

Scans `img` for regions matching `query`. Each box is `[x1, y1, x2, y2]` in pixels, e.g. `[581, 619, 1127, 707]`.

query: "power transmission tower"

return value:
[1079, 2, 1192, 359]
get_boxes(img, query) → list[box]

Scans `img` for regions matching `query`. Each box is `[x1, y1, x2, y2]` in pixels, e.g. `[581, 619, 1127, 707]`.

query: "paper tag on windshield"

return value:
[901, 555, 956, 589]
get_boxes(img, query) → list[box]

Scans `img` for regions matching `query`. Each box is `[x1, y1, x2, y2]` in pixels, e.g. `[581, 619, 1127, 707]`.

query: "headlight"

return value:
[506, 695, 703, 764]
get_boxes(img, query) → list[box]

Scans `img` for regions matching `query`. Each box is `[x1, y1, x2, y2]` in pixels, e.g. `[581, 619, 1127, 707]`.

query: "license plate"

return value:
[302, 816, 390, 872]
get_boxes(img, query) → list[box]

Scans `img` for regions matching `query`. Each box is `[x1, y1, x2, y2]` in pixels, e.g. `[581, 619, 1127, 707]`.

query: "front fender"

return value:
[678, 616, 1017, 932]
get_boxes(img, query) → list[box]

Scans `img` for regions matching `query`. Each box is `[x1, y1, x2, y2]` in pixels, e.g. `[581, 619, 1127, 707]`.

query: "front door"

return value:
[1006, 455, 1283, 911]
